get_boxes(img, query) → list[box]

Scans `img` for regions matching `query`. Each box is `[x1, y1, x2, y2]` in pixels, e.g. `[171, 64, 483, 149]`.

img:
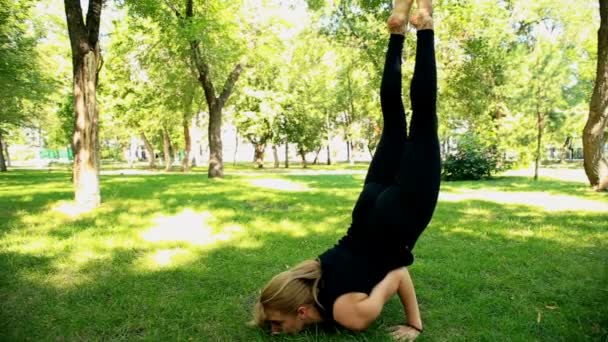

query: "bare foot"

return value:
[388, 0, 414, 34]
[410, 0, 433, 30]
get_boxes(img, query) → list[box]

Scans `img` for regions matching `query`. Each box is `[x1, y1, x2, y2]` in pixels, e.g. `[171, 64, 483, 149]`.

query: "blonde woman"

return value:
[253, 0, 438, 340]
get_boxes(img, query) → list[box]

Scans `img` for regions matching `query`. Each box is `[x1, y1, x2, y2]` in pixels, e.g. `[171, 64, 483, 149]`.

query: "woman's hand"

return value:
[387, 325, 421, 341]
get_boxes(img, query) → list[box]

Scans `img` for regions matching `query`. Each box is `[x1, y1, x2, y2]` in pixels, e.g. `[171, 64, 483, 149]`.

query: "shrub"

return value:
[442, 135, 500, 181]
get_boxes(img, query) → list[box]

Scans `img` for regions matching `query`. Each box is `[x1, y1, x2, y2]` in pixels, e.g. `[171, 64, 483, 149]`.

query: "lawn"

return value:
[1, 165, 606, 341]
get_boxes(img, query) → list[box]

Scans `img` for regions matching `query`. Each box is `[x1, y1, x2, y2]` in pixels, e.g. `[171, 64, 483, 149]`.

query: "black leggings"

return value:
[347, 31, 440, 261]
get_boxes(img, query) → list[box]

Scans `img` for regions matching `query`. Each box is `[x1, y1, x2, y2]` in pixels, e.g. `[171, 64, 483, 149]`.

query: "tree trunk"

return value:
[71, 42, 101, 207]
[182, 119, 192, 172]
[300, 150, 308, 168]
[162, 128, 172, 171]
[141, 132, 156, 169]
[349, 140, 355, 165]
[208, 105, 223, 177]
[272, 145, 279, 168]
[346, 138, 351, 163]
[534, 111, 543, 181]
[285, 143, 289, 168]
[254, 143, 265, 168]
[0, 132, 7, 172]
[583, 0, 608, 191]
[233, 128, 239, 166]
[312, 146, 322, 165]
[560, 136, 571, 163]
[65, 0, 103, 209]
[4, 142, 10, 167]
[326, 144, 331, 165]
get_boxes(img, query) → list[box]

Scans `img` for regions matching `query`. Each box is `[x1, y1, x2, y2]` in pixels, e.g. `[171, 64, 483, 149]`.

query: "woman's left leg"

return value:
[370, 7, 440, 256]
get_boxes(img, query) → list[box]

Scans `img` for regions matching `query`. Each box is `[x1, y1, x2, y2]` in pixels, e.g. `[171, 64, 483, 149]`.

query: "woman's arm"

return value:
[397, 267, 422, 330]
[333, 267, 422, 331]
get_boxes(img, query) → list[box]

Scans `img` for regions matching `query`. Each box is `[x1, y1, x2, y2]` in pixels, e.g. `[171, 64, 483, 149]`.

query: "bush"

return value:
[442, 135, 501, 181]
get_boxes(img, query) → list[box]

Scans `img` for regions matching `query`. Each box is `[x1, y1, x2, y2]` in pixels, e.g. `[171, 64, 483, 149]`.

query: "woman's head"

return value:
[252, 259, 323, 334]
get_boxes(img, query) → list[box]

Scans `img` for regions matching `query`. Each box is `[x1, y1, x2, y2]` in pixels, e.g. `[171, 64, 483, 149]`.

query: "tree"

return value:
[101, 12, 196, 170]
[583, 0, 608, 191]
[0, 0, 52, 171]
[232, 12, 287, 169]
[64, 0, 104, 208]
[282, 30, 336, 168]
[126, 0, 248, 177]
[178, 0, 243, 177]
[334, 51, 379, 163]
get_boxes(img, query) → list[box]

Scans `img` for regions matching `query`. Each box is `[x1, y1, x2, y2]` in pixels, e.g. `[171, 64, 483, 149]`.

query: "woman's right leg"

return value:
[395, 6, 440, 244]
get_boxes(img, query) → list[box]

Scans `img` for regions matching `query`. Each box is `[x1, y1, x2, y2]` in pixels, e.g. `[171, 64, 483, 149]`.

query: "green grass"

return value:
[1, 166, 607, 341]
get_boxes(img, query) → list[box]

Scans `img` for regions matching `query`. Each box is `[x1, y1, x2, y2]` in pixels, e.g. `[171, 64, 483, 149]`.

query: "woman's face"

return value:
[265, 309, 305, 335]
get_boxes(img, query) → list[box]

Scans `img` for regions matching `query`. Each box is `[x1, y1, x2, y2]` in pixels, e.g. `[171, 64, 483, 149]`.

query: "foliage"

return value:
[281, 30, 337, 158]
[0, 0, 53, 134]
[442, 134, 501, 181]
[46, 95, 75, 149]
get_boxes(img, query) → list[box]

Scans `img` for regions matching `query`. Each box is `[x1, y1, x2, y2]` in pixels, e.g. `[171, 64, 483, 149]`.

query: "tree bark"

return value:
[272, 145, 279, 168]
[534, 110, 543, 181]
[560, 136, 571, 163]
[284, 143, 289, 168]
[583, 0, 608, 191]
[182, 118, 191, 172]
[0, 132, 7, 172]
[254, 143, 265, 168]
[233, 129, 238, 166]
[4, 143, 10, 167]
[162, 128, 172, 171]
[141, 132, 156, 169]
[346, 138, 351, 163]
[300, 149, 308, 168]
[207, 105, 224, 176]
[65, 0, 103, 208]
[312, 146, 322, 165]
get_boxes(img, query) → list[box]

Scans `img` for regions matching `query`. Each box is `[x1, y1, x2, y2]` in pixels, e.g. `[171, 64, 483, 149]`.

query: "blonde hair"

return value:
[251, 259, 323, 328]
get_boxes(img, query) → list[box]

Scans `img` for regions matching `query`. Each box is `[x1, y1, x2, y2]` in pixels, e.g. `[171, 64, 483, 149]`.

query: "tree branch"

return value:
[85, 0, 103, 48]
[189, 40, 217, 108]
[64, 0, 88, 56]
[186, 0, 193, 17]
[218, 63, 243, 107]
[337, 4, 381, 73]
[163, 0, 182, 18]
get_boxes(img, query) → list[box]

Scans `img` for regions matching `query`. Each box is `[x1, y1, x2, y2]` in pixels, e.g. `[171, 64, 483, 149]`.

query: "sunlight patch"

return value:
[13, 238, 54, 254]
[249, 178, 310, 192]
[70, 249, 109, 267]
[446, 227, 488, 239]
[51, 200, 95, 218]
[142, 248, 193, 268]
[142, 209, 244, 246]
[506, 229, 535, 239]
[439, 190, 608, 212]
[462, 207, 494, 217]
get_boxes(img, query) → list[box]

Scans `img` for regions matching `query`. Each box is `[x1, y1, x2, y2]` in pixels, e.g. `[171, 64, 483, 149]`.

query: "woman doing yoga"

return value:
[253, 0, 439, 340]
